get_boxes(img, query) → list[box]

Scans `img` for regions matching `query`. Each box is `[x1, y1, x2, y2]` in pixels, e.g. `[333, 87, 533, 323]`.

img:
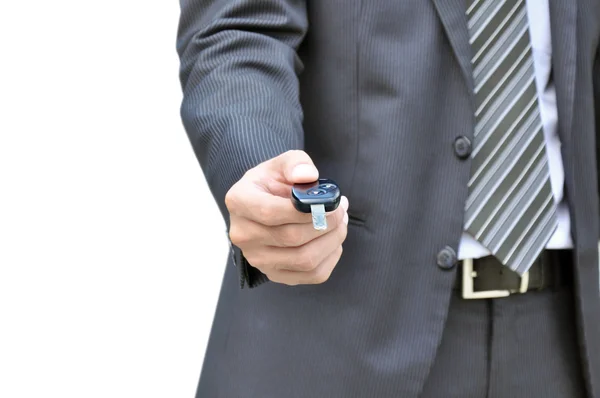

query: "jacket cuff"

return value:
[230, 241, 269, 289]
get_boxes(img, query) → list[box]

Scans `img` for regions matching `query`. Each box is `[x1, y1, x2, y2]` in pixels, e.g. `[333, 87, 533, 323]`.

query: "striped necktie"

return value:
[464, 0, 558, 275]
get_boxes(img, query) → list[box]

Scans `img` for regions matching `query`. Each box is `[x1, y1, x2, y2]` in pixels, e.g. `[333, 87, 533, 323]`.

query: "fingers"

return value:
[242, 218, 348, 273]
[227, 187, 314, 225]
[267, 245, 344, 286]
[265, 150, 319, 184]
[245, 150, 318, 187]
[229, 201, 348, 248]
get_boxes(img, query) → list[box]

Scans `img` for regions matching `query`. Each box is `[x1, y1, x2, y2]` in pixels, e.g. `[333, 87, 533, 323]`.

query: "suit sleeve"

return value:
[176, 0, 308, 288]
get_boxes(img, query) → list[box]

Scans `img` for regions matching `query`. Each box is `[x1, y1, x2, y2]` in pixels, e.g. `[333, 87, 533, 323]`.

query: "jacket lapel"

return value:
[431, 0, 474, 95]
[548, 0, 577, 147]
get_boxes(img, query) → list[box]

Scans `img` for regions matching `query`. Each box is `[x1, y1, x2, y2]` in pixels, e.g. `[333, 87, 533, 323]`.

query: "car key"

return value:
[291, 179, 341, 230]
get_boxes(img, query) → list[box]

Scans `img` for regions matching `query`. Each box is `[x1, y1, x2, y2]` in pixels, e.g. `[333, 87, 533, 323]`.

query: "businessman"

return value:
[177, 0, 600, 397]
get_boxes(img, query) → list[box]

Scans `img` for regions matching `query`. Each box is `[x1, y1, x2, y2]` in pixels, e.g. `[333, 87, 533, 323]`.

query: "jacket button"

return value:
[437, 246, 458, 270]
[454, 136, 472, 159]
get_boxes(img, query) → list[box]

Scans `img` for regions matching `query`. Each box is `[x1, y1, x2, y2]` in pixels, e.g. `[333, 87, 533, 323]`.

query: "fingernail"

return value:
[343, 212, 349, 225]
[292, 164, 318, 181]
[341, 196, 349, 211]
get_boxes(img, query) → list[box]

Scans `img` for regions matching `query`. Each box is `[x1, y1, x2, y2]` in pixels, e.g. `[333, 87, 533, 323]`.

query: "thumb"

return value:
[267, 150, 319, 184]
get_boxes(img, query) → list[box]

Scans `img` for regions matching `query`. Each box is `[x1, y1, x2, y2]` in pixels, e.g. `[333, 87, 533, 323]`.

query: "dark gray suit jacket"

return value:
[177, 0, 600, 396]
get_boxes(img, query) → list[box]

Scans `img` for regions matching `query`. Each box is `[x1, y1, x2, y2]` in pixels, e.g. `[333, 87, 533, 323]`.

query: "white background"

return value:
[0, 1, 226, 397]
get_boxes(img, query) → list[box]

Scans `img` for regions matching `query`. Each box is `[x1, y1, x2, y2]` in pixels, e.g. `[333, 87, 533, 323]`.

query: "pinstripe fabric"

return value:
[464, 0, 558, 275]
[421, 287, 586, 398]
[177, 0, 600, 397]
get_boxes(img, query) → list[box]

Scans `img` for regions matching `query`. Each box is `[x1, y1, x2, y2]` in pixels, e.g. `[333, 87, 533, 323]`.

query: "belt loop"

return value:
[553, 250, 567, 290]
[539, 252, 546, 290]
[545, 250, 564, 291]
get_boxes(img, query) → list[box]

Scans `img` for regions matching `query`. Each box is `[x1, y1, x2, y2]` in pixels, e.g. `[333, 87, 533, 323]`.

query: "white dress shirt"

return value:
[458, 0, 573, 260]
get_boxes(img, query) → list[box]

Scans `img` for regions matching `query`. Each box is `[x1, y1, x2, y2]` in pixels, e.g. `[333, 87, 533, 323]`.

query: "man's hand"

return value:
[225, 150, 349, 285]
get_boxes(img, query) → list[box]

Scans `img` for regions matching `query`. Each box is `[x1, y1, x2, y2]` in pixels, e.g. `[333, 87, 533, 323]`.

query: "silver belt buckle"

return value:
[461, 258, 530, 300]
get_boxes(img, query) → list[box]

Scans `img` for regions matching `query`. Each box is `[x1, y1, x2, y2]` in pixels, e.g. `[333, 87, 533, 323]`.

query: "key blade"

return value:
[310, 204, 327, 230]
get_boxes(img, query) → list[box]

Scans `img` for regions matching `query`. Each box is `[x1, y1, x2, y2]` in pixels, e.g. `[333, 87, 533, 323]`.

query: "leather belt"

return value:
[455, 249, 573, 299]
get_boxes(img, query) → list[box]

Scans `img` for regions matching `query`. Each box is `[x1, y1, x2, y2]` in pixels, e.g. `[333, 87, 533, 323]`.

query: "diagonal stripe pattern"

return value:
[464, 0, 558, 275]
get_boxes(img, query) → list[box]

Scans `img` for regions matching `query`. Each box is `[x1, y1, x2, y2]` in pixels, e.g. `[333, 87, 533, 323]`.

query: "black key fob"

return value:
[291, 179, 341, 230]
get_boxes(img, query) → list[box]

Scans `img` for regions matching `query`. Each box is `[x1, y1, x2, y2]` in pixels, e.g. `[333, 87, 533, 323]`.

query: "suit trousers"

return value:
[420, 277, 586, 397]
